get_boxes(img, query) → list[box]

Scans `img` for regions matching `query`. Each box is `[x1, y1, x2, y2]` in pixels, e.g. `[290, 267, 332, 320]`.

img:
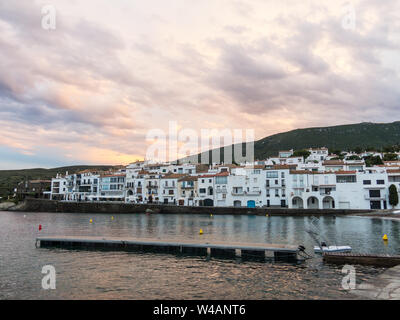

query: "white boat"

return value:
[314, 245, 352, 253]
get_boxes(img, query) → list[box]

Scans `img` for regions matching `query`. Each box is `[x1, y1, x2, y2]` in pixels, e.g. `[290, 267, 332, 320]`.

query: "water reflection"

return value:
[0, 211, 397, 299]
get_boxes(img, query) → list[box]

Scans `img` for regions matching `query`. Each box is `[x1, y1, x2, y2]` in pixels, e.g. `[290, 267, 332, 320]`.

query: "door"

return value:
[370, 201, 381, 209]
[247, 200, 256, 208]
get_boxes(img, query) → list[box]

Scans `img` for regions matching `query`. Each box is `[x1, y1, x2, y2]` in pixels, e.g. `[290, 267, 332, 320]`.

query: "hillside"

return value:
[182, 121, 400, 163]
[0, 165, 117, 198]
[254, 121, 400, 158]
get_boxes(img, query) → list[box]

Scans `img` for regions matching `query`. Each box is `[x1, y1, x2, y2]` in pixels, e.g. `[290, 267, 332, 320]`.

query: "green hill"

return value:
[253, 121, 400, 159]
[182, 121, 400, 163]
[0, 165, 117, 199]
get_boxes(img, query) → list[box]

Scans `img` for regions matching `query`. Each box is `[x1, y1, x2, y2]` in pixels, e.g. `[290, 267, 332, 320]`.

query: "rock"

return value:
[0, 202, 17, 210]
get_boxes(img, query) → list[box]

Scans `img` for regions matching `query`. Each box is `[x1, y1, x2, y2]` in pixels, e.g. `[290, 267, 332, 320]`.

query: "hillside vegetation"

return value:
[182, 121, 400, 163]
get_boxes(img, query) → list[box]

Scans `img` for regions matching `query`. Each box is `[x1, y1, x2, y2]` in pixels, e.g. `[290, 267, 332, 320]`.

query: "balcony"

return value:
[146, 185, 158, 189]
[163, 185, 176, 189]
[232, 191, 244, 196]
[181, 185, 194, 189]
[245, 190, 261, 196]
[364, 195, 385, 200]
[216, 189, 228, 193]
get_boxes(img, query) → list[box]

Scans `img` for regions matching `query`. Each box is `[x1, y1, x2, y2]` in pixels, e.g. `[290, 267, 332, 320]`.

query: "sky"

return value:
[0, 0, 399, 169]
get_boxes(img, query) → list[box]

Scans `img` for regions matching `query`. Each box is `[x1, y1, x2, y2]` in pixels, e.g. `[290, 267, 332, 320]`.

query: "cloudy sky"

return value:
[0, 0, 399, 169]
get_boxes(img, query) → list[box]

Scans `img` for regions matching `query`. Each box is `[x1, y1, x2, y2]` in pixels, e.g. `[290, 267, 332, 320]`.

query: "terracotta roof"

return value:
[289, 170, 333, 175]
[289, 170, 310, 174]
[197, 172, 229, 178]
[214, 164, 240, 168]
[251, 165, 266, 169]
[335, 170, 356, 175]
[178, 176, 198, 182]
[387, 169, 400, 174]
[101, 173, 126, 178]
[161, 174, 187, 179]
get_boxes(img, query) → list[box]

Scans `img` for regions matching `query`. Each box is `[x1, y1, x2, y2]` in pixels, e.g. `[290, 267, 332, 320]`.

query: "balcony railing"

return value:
[364, 195, 385, 200]
[163, 185, 176, 189]
[245, 190, 261, 195]
[232, 191, 244, 196]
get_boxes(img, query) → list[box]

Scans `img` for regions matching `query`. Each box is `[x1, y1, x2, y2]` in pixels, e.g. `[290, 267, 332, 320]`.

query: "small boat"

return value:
[314, 245, 352, 253]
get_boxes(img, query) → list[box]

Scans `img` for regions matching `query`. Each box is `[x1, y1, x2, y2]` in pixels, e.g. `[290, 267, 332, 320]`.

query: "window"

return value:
[377, 180, 385, 185]
[209, 179, 212, 183]
[336, 175, 356, 183]
[369, 190, 381, 198]
[199, 188, 206, 194]
[275, 180, 278, 185]
[216, 176, 227, 184]
[363, 180, 371, 185]
[266, 171, 278, 178]
[275, 189, 279, 197]
[281, 172, 285, 178]
[266, 180, 270, 187]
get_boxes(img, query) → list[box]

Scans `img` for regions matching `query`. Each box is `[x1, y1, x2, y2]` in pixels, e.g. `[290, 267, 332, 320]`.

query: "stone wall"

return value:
[14, 198, 374, 216]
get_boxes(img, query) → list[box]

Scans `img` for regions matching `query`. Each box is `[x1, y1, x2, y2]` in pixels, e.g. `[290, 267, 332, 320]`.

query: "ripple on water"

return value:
[0, 211, 393, 299]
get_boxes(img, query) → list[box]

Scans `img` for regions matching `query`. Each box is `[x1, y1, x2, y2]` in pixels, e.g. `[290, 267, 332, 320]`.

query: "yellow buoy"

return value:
[383, 234, 388, 241]
[90, 219, 93, 223]
[199, 228, 203, 235]
[111, 216, 114, 220]
[210, 214, 213, 217]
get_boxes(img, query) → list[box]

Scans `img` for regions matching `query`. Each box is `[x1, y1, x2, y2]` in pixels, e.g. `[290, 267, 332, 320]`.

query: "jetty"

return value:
[36, 236, 303, 262]
[323, 252, 400, 268]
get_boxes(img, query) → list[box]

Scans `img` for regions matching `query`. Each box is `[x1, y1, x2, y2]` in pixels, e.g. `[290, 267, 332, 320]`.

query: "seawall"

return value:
[9, 198, 374, 216]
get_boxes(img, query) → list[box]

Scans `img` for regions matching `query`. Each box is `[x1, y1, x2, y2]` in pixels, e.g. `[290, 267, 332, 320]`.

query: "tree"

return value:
[293, 149, 311, 159]
[346, 155, 361, 160]
[389, 184, 399, 208]
[383, 153, 398, 161]
[363, 155, 383, 167]
[383, 145, 395, 153]
[354, 147, 363, 154]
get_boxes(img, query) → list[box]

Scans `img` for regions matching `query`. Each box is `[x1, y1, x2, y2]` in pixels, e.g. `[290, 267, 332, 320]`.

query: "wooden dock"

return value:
[323, 252, 400, 268]
[36, 236, 302, 262]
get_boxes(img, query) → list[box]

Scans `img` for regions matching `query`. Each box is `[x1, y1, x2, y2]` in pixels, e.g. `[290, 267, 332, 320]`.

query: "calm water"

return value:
[1, 211, 399, 300]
